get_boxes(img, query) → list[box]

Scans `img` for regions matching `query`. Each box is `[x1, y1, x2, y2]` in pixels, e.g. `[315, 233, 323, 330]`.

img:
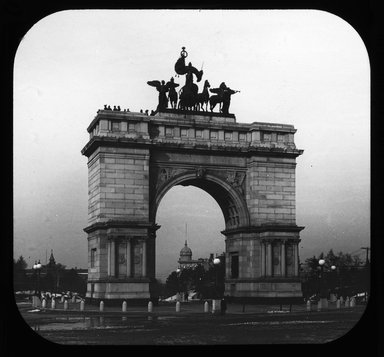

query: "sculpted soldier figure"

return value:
[210, 82, 239, 114]
[166, 77, 180, 109]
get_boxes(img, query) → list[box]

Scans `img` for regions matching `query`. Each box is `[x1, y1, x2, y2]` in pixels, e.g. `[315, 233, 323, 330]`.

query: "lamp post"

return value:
[176, 268, 181, 301]
[330, 265, 336, 301]
[33, 260, 42, 297]
[318, 259, 327, 308]
[213, 257, 221, 299]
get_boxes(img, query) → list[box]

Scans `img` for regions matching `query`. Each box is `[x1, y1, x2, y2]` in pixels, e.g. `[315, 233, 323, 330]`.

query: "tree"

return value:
[14, 256, 28, 271]
[301, 249, 369, 300]
[13, 256, 30, 291]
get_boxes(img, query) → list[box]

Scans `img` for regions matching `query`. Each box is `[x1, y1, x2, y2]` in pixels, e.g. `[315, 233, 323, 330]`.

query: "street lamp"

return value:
[176, 268, 181, 301]
[33, 260, 42, 297]
[213, 258, 221, 299]
[318, 259, 326, 299]
[330, 265, 337, 300]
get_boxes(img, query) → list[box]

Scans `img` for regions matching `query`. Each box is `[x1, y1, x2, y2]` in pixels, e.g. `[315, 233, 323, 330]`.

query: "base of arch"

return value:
[86, 280, 150, 302]
[225, 279, 303, 302]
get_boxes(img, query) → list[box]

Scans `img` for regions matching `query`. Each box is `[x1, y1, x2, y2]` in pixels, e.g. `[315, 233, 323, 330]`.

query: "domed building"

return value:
[178, 240, 202, 269]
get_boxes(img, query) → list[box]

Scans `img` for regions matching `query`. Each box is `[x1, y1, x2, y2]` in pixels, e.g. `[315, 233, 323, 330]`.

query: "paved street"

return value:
[16, 300, 368, 345]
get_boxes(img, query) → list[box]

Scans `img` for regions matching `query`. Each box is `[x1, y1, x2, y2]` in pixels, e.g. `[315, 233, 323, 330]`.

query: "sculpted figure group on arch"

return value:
[147, 47, 240, 115]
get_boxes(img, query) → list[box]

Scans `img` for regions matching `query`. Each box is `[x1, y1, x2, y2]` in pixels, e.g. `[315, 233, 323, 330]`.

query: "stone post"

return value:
[212, 299, 221, 314]
[204, 301, 209, 313]
[51, 298, 56, 309]
[317, 300, 322, 311]
[306, 299, 311, 311]
[72, 296, 76, 303]
[80, 300, 85, 311]
[42, 298, 46, 309]
[148, 301, 153, 312]
[64, 300, 68, 310]
[100, 301, 104, 312]
[350, 297, 356, 307]
[122, 301, 127, 312]
[176, 301, 180, 312]
[336, 299, 341, 309]
[345, 297, 350, 308]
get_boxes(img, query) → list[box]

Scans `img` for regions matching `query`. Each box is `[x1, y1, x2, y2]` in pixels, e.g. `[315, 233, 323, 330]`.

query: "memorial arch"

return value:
[81, 109, 304, 304]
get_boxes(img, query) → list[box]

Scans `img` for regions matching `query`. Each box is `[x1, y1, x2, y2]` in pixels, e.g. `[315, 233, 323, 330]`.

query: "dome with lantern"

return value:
[179, 240, 192, 261]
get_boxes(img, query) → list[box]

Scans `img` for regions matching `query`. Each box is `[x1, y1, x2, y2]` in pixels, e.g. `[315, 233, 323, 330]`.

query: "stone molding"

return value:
[222, 224, 304, 236]
[82, 136, 303, 159]
[84, 220, 160, 234]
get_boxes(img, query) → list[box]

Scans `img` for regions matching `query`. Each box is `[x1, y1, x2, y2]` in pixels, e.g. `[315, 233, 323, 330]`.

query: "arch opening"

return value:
[150, 172, 250, 230]
[155, 185, 225, 282]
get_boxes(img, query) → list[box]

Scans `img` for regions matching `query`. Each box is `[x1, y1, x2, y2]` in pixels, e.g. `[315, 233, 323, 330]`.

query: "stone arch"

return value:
[150, 171, 250, 230]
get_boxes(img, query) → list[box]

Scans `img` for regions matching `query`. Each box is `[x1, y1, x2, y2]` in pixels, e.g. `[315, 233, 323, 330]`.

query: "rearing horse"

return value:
[195, 80, 210, 111]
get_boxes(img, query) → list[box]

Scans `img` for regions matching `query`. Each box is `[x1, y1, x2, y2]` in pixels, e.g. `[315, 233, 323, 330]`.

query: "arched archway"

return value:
[150, 170, 250, 230]
[155, 185, 225, 281]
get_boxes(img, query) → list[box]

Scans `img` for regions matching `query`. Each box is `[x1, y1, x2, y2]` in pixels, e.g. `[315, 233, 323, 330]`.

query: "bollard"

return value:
[204, 301, 209, 313]
[32, 296, 41, 308]
[350, 297, 356, 307]
[212, 299, 221, 314]
[339, 296, 344, 305]
[80, 300, 85, 311]
[122, 301, 127, 312]
[64, 300, 68, 310]
[345, 297, 350, 308]
[51, 298, 56, 309]
[306, 299, 311, 312]
[72, 296, 76, 303]
[336, 299, 341, 309]
[42, 299, 46, 309]
[176, 301, 180, 312]
[100, 301, 104, 312]
[148, 301, 153, 313]
[60, 296, 64, 303]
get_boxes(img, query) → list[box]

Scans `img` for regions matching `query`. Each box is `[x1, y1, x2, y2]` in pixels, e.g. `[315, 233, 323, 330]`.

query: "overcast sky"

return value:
[13, 10, 370, 281]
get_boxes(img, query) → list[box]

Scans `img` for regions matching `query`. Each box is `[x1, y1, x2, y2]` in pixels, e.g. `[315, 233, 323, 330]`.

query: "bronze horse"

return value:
[209, 90, 223, 112]
[195, 80, 210, 111]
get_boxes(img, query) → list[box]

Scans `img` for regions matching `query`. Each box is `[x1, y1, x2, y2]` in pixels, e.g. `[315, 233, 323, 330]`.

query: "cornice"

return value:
[222, 224, 305, 236]
[81, 136, 303, 159]
[84, 220, 160, 234]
